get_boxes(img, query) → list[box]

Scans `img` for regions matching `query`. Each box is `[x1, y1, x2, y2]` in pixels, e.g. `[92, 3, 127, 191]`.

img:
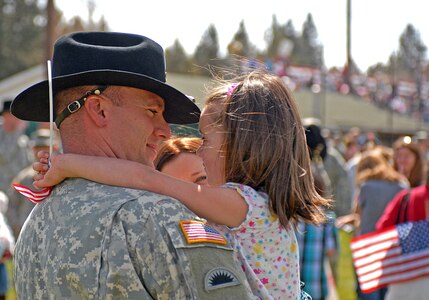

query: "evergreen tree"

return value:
[193, 24, 220, 76]
[0, 0, 46, 79]
[396, 24, 427, 113]
[396, 24, 427, 80]
[57, 2, 108, 37]
[283, 20, 296, 41]
[291, 13, 323, 68]
[0, 0, 108, 80]
[264, 16, 296, 68]
[165, 39, 191, 73]
[227, 20, 254, 57]
[264, 15, 283, 58]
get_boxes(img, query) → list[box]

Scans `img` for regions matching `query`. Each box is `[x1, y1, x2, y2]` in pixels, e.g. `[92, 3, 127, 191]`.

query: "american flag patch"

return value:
[180, 220, 227, 245]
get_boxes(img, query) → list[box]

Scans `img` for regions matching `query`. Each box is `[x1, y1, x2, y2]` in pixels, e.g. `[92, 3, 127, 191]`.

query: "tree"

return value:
[264, 16, 296, 71]
[0, 0, 109, 80]
[56, 1, 108, 37]
[265, 15, 283, 58]
[165, 39, 191, 73]
[193, 24, 220, 76]
[227, 20, 254, 57]
[291, 13, 323, 68]
[397, 24, 427, 76]
[396, 24, 427, 113]
[0, 0, 46, 79]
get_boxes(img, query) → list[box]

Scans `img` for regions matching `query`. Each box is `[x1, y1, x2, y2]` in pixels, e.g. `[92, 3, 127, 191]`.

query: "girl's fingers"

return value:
[33, 162, 49, 172]
[37, 150, 50, 160]
[33, 173, 45, 181]
[40, 157, 49, 164]
[33, 180, 45, 189]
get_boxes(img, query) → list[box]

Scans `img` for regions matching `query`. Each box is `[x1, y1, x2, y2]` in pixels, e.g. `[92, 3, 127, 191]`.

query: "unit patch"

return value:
[204, 267, 241, 291]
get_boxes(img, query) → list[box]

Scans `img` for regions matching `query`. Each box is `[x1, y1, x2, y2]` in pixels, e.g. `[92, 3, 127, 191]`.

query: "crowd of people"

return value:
[265, 58, 429, 123]
[0, 30, 428, 300]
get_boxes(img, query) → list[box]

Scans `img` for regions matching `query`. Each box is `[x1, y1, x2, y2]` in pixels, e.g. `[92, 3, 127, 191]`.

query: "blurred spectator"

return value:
[413, 130, 429, 164]
[343, 127, 362, 162]
[7, 129, 60, 238]
[296, 123, 338, 300]
[355, 146, 408, 233]
[346, 131, 381, 200]
[0, 100, 31, 194]
[304, 119, 353, 218]
[324, 145, 353, 218]
[393, 136, 425, 188]
[376, 171, 429, 300]
[0, 191, 14, 300]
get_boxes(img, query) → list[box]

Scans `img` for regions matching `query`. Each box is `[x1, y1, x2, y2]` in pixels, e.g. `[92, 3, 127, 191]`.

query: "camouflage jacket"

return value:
[0, 127, 31, 193]
[14, 179, 256, 299]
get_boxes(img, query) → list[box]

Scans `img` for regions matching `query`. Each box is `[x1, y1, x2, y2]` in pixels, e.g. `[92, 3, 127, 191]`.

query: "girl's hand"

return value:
[33, 151, 67, 189]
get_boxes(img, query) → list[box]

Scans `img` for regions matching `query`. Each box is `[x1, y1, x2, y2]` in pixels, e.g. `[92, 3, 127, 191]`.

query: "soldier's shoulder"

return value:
[118, 190, 196, 223]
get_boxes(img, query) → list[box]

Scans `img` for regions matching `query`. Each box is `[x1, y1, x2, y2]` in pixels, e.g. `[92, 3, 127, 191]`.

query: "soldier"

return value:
[7, 128, 59, 239]
[0, 100, 31, 195]
[11, 32, 255, 299]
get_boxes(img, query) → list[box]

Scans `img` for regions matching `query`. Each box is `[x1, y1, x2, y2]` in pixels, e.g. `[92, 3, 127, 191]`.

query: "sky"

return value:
[54, 0, 429, 71]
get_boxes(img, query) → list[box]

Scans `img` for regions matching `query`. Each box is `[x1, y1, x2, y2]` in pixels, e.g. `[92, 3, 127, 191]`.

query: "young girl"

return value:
[154, 136, 208, 185]
[33, 69, 329, 299]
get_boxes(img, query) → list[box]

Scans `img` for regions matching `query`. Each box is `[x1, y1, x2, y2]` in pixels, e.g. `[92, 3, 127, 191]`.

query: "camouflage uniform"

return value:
[14, 178, 256, 299]
[7, 165, 36, 238]
[0, 126, 31, 193]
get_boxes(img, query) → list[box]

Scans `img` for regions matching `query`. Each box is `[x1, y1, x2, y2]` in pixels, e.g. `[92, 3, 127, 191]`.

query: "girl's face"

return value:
[395, 147, 416, 175]
[161, 152, 208, 185]
[197, 106, 226, 187]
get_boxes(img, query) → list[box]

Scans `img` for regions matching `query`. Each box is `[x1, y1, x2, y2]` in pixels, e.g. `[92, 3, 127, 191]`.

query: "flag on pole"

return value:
[350, 220, 429, 293]
[10, 60, 55, 204]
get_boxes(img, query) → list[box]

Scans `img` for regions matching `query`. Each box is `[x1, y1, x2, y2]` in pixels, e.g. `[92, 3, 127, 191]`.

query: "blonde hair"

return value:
[204, 69, 330, 226]
[356, 147, 406, 185]
[155, 137, 203, 171]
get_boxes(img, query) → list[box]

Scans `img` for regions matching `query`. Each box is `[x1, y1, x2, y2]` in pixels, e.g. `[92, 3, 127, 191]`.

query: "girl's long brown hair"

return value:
[155, 137, 202, 171]
[205, 69, 330, 227]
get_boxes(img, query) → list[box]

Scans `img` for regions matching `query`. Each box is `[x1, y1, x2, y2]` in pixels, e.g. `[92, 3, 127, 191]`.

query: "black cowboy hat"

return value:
[11, 31, 200, 125]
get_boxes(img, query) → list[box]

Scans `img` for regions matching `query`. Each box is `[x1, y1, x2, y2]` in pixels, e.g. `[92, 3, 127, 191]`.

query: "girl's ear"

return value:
[83, 96, 111, 127]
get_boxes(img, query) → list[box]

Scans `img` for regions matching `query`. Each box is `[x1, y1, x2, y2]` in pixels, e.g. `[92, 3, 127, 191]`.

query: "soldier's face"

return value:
[109, 87, 171, 166]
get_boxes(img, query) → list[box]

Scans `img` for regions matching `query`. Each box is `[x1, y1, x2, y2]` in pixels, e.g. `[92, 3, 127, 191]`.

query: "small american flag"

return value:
[12, 184, 52, 204]
[180, 220, 227, 245]
[351, 220, 429, 293]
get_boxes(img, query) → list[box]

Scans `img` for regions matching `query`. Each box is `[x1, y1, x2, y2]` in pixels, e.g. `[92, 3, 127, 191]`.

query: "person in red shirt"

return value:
[376, 181, 429, 229]
[376, 173, 429, 300]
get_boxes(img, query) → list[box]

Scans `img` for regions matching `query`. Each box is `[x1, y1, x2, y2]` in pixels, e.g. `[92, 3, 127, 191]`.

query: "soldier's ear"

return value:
[84, 95, 110, 127]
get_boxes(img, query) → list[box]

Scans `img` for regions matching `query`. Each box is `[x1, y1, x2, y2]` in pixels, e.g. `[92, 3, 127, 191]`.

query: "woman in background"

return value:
[354, 146, 408, 300]
[393, 136, 425, 188]
[154, 136, 208, 185]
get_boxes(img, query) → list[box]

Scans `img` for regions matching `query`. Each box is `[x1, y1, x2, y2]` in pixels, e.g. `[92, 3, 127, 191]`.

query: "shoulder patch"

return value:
[179, 220, 227, 245]
[204, 267, 241, 291]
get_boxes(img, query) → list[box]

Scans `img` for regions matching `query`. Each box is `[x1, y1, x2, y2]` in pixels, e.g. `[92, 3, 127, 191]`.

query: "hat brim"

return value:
[11, 70, 200, 125]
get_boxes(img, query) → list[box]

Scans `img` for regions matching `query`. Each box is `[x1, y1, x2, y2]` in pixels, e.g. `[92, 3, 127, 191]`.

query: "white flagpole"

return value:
[47, 60, 54, 165]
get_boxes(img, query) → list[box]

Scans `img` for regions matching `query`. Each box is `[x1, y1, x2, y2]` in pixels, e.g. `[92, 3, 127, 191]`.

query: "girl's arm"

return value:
[34, 153, 248, 227]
